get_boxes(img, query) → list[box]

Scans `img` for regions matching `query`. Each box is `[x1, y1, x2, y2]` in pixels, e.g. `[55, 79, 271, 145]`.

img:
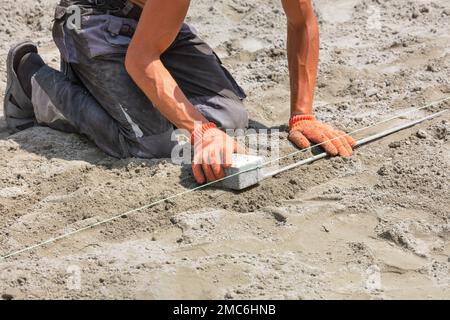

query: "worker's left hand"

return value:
[288, 115, 356, 157]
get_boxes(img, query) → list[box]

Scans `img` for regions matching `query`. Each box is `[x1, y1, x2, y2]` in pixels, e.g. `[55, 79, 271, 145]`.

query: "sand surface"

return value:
[0, 0, 449, 299]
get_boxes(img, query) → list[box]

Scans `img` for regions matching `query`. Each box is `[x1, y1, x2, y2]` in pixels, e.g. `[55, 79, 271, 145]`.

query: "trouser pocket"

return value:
[53, 12, 138, 63]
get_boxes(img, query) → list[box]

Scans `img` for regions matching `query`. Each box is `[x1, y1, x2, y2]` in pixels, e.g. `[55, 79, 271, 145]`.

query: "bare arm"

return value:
[281, 0, 355, 157]
[125, 0, 208, 133]
[281, 0, 319, 116]
[126, 0, 245, 184]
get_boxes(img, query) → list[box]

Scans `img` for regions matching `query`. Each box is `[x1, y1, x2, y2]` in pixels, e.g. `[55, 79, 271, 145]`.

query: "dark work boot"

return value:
[3, 41, 45, 132]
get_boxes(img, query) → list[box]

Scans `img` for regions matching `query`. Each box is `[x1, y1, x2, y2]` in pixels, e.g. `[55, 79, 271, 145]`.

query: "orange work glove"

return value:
[288, 115, 356, 157]
[191, 122, 246, 184]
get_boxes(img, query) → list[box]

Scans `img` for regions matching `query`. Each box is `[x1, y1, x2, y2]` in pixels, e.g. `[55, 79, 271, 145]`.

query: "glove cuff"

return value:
[191, 122, 218, 145]
[289, 114, 315, 130]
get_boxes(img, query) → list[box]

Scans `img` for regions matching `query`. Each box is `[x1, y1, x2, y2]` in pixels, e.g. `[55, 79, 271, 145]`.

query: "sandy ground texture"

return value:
[0, 0, 449, 299]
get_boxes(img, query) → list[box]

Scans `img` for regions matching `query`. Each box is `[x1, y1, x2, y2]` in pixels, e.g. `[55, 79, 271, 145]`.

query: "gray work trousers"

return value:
[31, 7, 248, 159]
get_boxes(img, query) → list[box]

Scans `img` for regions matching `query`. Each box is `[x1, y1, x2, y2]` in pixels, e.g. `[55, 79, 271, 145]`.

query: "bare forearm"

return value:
[125, 0, 207, 133]
[285, 4, 319, 116]
[127, 57, 208, 133]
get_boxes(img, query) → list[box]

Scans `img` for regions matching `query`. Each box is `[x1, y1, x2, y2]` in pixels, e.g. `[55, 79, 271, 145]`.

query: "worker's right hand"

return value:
[191, 123, 246, 184]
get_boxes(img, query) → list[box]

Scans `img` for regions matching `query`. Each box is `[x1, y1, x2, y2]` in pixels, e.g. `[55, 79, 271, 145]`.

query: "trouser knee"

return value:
[191, 96, 249, 130]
